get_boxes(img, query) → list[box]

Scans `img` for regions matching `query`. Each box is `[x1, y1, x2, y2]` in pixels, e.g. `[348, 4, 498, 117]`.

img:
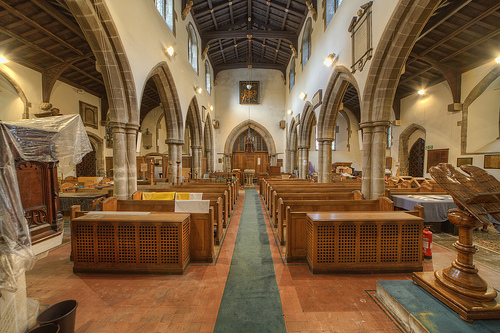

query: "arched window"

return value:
[205, 62, 211, 95]
[302, 19, 312, 69]
[155, 0, 174, 33]
[289, 58, 295, 91]
[325, 0, 343, 27]
[188, 24, 198, 74]
[233, 129, 268, 152]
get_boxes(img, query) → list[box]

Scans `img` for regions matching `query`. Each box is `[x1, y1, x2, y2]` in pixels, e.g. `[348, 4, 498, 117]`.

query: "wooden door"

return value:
[76, 150, 96, 177]
[409, 138, 425, 177]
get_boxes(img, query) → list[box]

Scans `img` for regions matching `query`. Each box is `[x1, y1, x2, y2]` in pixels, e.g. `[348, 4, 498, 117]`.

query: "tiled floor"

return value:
[26, 189, 500, 332]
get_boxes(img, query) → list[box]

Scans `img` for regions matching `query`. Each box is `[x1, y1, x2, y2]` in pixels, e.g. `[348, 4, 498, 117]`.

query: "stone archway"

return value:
[0, 69, 30, 119]
[143, 62, 184, 183]
[287, 117, 300, 173]
[65, 0, 139, 199]
[204, 112, 214, 174]
[298, 102, 316, 179]
[85, 131, 105, 177]
[398, 123, 426, 176]
[223, 120, 277, 172]
[185, 97, 203, 178]
[360, 0, 441, 198]
[317, 66, 360, 182]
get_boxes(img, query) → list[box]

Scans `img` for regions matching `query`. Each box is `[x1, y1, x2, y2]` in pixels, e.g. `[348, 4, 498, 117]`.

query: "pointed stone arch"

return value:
[65, 0, 139, 199]
[317, 66, 360, 140]
[0, 68, 30, 119]
[316, 66, 360, 182]
[142, 62, 184, 182]
[398, 124, 426, 176]
[203, 112, 214, 174]
[360, 0, 440, 198]
[298, 102, 317, 178]
[185, 97, 203, 177]
[85, 131, 105, 177]
[286, 116, 300, 173]
[223, 120, 277, 172]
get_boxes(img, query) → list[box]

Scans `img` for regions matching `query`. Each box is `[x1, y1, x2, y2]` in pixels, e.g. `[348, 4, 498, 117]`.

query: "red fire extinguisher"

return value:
[423, 227, 433, 259]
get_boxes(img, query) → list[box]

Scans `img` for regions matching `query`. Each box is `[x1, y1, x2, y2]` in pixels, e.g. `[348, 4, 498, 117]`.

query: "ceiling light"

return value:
[323, 54, 336, 67]
[0, 56, 9, 64]
[195, 86, 202, 94]
[496, 56, 500, 64]
[210, 105, 213, 111]
[299, 92, 307, 100]
[287, 110, 293, 115]
[418, 89, 425, 96]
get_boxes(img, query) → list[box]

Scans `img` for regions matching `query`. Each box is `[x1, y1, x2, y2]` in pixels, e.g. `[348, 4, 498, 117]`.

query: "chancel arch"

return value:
[223, 120, 277, 174]
[317, 66, 361, 182]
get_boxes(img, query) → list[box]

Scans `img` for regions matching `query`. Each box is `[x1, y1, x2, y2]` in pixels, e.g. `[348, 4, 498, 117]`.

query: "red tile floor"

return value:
[26, 189, 500, 332]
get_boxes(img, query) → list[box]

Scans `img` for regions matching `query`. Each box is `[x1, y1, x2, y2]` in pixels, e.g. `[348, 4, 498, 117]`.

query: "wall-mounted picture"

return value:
[79, 101, 98, 129]
[239, 81, 260, 104]
[457, 157, 473, 167]
[484, 155, 500, 169]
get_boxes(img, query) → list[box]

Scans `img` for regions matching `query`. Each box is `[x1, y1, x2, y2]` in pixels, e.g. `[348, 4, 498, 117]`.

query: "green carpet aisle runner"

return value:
[214, 189, 286, 333]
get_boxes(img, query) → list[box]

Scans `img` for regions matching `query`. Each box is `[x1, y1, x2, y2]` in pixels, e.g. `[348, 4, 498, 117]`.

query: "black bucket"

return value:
[37, 300, 78, 333]
[28, 324, 60, 333]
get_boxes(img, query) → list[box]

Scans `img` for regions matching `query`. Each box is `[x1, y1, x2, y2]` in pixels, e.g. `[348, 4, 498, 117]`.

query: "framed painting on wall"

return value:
[457, 157, 473, 167]
[426, 148, 448, 172]
[79, 101, 98, 129]
[239, 81, 260, 104]
[484, 155, 500, 169]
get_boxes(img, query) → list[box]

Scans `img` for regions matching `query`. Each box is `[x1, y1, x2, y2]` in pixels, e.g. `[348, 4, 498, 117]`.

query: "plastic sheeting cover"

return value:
[0, 115, 91, 292]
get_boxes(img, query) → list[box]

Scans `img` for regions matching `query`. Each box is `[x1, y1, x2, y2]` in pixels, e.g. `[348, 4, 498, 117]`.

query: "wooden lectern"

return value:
[413, 163, 500, 322]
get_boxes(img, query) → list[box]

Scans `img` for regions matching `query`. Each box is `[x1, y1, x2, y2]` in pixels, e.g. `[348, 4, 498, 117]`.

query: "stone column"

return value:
[285, 149, 291, 173]
[317, 140, 324, 182]
[177, 143, 183, 183]
[298, 147, 309, 179]
[192, 145, 202, 179]
[110, 122, 127, 199]
[372, 121, 390, 198]
[290, 149, 296, 174]
[322, 139, 333, 183]
[206, 148, 213, 173]
[167, 140, 178, 184]
[126, 124, 139, 197]
[360, 122, 373, 199]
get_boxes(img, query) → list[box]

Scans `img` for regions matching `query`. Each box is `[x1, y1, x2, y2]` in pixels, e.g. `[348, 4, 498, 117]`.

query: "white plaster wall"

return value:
[213, 68, 286, 170]
[0, 74, 24, 121]
[285, 0, 399, 171]
[332, 109, 362, 172]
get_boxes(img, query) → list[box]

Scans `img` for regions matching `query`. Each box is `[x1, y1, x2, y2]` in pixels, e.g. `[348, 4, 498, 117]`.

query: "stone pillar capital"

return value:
[359, 121, 374, 130]
[125, 124, 140, 132]
[165, 139, 184, 145]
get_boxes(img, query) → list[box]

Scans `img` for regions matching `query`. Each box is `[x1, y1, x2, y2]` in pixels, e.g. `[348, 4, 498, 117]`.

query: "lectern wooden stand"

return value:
[413, 164, 500, 322]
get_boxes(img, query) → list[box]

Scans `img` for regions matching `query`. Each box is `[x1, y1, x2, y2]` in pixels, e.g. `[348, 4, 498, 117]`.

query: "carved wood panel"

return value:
[426, 148, 449, 173]
[76, 150, 96, 177]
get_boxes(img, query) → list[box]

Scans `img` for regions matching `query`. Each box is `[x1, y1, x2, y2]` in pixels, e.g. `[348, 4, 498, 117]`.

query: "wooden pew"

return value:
[284, 197, 395, 262]
[274, 190, 364, 229]
[102, 197, 214, 262]
[131, 191, 224, 245]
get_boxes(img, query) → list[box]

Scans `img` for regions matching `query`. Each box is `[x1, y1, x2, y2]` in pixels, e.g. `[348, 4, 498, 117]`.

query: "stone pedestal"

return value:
[244, 169, 255, 187]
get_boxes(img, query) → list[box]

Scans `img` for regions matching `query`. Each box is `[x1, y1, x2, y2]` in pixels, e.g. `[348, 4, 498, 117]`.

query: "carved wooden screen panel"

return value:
[76, 150, 96, 177]
[426, 148, 449, 173]
[409, 138, 425, 177]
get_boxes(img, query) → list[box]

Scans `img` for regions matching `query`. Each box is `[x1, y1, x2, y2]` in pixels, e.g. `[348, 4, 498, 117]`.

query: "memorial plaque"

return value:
[349, 2, 373, 73]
